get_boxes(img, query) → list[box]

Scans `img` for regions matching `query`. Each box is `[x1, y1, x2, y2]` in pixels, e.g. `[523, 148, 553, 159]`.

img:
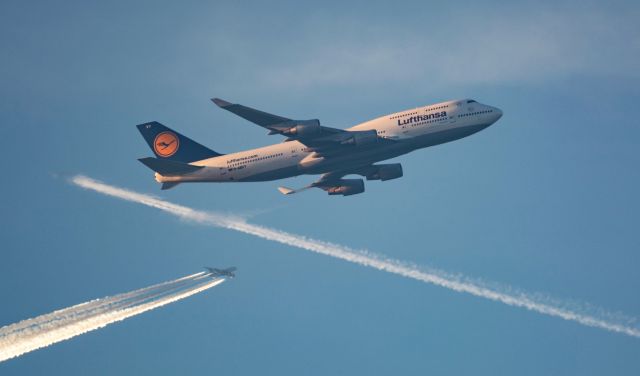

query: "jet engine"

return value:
[281, 119, 321, 138]
[366, 163, 403, 181]
[326, 179, 365, 196]
[341, 130, 378, 146]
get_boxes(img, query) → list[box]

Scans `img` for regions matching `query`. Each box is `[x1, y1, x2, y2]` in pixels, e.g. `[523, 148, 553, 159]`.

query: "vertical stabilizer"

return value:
[136, 121, 223, 163]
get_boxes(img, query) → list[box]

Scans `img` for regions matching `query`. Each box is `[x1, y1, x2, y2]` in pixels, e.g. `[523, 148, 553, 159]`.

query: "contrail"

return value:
[0, 272, 205, 349]
[71, 175, 640, 338]
[0, 271, 224, 362]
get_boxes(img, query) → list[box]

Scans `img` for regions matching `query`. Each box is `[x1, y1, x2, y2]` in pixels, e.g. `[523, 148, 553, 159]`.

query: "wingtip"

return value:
[278, 186, 295, 195]
[211, 98, 232, 108]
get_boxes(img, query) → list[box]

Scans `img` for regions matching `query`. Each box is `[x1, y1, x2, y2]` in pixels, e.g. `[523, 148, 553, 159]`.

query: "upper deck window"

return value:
[466, 100, 476, 103]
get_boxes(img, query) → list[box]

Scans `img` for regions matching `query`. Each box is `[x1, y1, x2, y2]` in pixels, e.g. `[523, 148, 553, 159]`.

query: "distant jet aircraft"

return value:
[137, 98, 503, 195]
[204, 267, 237, 278]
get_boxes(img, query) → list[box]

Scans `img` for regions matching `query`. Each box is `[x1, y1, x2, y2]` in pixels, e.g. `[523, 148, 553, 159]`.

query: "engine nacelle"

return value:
[299, 153, 324, 169]
[281, 119, 321, 138]
[326, 179, 365, 196]
[366, 163, 403, 181]
[341, 130, 378, 146]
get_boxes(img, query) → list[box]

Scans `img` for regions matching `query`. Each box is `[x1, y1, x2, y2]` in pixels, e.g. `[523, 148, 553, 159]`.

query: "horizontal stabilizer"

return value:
[161, 182, 180, 190]
[138, 157, 204, 176]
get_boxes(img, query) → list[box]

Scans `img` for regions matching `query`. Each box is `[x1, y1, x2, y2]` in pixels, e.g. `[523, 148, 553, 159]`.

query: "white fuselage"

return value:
[155, 99, 502, 184]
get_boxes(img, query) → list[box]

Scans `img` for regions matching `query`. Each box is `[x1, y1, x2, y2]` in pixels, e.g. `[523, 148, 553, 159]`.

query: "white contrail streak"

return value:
[0, 271, 224, 362]
[0, 272, 206, 346]
[71, 175, 640, 338]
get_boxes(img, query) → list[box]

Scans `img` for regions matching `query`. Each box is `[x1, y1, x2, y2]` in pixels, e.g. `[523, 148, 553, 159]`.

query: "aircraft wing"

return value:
[278, 168, 368, 196]
[211, 98, 293, 128]
[212, 98, 394, 157]
[278, 163, 403, 196]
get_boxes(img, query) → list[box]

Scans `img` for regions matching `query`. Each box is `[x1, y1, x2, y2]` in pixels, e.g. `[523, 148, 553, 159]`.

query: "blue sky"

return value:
[1, 0, 639, 374]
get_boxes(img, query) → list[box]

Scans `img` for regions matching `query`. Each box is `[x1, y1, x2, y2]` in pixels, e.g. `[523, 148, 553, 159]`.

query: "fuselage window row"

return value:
[229, 152, 285, 167]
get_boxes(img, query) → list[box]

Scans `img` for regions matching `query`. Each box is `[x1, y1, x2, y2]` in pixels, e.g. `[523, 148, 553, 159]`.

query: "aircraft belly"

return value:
[303, 144, 409, 174]
[302, 122, 492, 175]
[237, 165, 300, 182]
[412, 122, 491, 148]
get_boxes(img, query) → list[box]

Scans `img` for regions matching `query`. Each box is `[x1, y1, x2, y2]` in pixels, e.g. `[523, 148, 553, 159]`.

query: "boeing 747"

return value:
[137, 98, 502, 196]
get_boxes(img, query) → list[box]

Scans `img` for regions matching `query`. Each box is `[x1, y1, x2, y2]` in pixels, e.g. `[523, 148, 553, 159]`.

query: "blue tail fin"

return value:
[136, 121, 223, 163]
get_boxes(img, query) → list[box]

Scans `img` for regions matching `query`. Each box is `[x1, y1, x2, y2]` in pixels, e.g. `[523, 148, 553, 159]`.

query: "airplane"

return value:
[204, 266, 237, 278]
[136, 98, 503, 195]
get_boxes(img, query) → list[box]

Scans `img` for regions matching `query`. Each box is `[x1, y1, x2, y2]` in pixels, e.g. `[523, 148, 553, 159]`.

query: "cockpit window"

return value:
[466, 100, 476, 103]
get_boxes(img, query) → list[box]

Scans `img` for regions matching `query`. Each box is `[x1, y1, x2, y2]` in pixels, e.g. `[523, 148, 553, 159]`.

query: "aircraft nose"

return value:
[492, 107, 503, 121]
